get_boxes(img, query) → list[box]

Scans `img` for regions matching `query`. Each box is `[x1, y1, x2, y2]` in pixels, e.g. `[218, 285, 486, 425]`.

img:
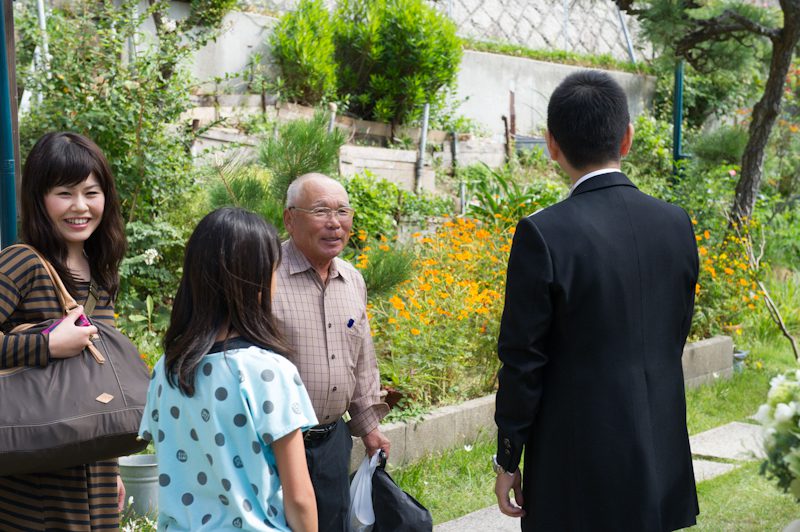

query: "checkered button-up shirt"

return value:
[273, 239, 389, 437]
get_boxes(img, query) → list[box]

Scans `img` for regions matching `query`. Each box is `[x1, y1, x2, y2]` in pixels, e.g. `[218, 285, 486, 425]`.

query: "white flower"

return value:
[754, 403, 772, 425]
[774, 402, 795, 423]
[162, 17, 177, 32]
[463, 444, 473, 452]
[143, 248, 160, 266]
[771, 374, 788, 389]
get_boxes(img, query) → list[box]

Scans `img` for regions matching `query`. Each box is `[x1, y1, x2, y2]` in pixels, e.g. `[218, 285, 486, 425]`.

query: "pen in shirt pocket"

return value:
[347, 318, 355, 328]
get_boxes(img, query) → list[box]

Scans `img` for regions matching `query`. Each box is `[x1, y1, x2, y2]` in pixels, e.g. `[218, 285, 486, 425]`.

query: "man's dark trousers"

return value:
[304, 418, 353, 532]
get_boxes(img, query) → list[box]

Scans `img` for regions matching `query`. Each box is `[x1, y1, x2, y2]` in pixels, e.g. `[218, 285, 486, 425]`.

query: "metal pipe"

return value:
[1, 0, 19, 246]
[414, 102, 430, 194]
[672, 60, 685, 177]
[616, 7, 636, 64]
[327, 102, 337, 133]
[36, 0, 49, 75]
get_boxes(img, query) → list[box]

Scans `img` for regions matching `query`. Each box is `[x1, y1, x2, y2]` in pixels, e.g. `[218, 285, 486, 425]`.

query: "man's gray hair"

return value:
[285, 173, 344, 208]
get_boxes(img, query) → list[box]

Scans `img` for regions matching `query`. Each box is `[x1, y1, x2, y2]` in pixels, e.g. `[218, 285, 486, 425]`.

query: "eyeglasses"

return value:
[289, 206, 355, 220]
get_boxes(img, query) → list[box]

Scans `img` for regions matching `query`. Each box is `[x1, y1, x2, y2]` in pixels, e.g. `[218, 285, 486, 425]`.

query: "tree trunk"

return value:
[731, 7, 800, 222]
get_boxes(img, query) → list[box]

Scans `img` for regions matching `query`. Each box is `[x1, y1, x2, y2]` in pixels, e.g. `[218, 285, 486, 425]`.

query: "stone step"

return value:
[689, 421, 765, 462]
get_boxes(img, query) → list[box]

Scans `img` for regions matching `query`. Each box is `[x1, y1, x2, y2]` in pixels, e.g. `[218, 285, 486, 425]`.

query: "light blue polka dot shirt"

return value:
[139, 338, 318, 531]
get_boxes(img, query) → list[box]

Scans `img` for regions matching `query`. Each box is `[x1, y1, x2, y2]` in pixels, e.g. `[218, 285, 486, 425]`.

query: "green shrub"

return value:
[344, 171, 455, 242]
[188, 0, 237, 28]
[19, 0, 197, 223]
[333, 0, 462, 126]
[258, 111, 346, 204]
[691, 125, 749, 166]
[355, 241, 414, 298]
[345, 172, 400, 240]
[119, 220, 186, 302]
[622, 114, 675, 194]
[270, 0, 337, 106]
[207, 163, 285, 233]
[463, 164, 566, 226]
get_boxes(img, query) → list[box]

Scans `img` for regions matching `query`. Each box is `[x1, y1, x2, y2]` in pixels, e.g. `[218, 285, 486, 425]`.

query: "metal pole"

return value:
[616, 7, 636, 64]
[1, 0, 19, 246]
[672, 60, 685, 177]
[414, 103, 430, 194]
[36, 0, 49, 75]
[562, 0, 569, 50]
[327, 102, 337, 133]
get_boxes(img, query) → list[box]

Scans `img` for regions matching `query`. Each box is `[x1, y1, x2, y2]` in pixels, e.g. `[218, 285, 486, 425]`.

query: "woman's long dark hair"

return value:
[164, 207, 291, 396]
[20, 132, 126, 297]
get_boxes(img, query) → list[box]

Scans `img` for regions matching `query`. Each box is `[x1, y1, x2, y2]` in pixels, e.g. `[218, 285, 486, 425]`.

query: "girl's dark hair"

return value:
[20, 132, 126, 297]
[164, 207, 291, 396]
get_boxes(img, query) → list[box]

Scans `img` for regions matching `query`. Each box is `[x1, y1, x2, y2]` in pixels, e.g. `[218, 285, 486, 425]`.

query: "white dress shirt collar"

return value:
[569, 168, 620, 197]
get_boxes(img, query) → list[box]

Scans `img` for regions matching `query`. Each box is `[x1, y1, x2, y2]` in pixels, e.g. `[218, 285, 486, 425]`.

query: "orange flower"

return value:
[410, 328, 421, 336]
[703, 230, 710, 239]
[698, 247, 708, 256]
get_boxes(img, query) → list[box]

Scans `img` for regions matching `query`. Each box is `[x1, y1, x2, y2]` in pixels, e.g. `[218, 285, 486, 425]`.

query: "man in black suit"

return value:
[493, 70, 700, 531]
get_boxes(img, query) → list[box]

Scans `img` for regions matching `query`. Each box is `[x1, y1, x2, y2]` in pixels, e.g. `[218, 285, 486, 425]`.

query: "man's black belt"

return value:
[303, 421, 338, 442]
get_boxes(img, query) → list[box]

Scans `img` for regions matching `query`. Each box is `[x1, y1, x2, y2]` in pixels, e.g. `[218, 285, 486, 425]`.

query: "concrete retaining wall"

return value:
[354, 335, 734, 468]
[174, 12, 656, 138]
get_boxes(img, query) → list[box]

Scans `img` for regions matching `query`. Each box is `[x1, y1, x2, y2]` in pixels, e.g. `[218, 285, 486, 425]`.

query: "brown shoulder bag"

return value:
[0, 245, 149, 475]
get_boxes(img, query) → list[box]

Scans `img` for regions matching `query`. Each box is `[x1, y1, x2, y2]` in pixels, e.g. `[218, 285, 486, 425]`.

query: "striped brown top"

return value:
[0, 245, 121, 530]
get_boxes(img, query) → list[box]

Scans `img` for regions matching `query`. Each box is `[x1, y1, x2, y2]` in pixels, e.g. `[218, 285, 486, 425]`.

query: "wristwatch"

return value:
[492, 454, 516, 476]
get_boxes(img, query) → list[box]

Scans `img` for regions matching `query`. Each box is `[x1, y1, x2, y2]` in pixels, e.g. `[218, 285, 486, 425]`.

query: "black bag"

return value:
[372, 451, 433, 532]
[0, 245, 149, 475]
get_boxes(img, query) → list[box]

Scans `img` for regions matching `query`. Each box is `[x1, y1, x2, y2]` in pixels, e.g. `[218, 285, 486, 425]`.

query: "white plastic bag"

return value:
[349, 453, 380, 532]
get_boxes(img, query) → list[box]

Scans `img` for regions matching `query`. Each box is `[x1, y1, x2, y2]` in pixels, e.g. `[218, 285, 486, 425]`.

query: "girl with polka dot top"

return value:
[139, 207, 319, 531]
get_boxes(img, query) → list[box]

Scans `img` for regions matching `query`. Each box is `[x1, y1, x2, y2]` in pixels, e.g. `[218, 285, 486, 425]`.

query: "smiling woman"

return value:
[0, 131, 130, 531]
[44, 174, 105, 278]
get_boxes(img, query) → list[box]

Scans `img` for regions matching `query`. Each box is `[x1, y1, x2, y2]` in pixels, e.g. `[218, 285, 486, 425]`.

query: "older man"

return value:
[273, 173, 390, 531]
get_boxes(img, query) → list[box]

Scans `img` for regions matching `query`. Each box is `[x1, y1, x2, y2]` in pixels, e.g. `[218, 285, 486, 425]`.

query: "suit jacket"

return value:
[495, 172, 700, 532]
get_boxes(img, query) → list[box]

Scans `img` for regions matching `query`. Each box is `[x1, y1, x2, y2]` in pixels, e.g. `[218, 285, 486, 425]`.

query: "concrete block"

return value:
[690, 422, 765, 461]
[682, 335, 734, 389]
[692, 459, 736, 483]
[453, 395, 496, 444]
[404, 404, 460, 463]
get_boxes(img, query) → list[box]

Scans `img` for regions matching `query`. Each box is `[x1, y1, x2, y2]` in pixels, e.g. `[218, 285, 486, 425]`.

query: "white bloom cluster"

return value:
[143, 248, 160, 266]
[756, 370, 800, 499]
[162, 17, 177, 33]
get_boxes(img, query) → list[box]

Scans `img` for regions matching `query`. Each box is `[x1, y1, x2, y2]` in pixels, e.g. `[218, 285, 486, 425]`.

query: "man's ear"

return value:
[619, 123, 635, 158]
[283, 208, 293, 235]
[545, 131, 560, 162]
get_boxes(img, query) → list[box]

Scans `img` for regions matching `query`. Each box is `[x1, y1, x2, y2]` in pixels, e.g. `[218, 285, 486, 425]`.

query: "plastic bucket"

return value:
[119, 454, 158, 517]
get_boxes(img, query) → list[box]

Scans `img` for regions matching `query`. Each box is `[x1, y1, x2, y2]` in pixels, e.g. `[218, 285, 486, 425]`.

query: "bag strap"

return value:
[6, 245, 79, 314]
[84, 280, 99, 316]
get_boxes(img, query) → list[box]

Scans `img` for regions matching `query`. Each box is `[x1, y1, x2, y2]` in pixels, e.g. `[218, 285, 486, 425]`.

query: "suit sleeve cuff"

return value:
[496, 432, 523, 473]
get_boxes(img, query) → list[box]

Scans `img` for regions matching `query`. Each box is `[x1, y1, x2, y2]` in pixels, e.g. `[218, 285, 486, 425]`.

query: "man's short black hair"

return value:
[547, 70, 630, 170]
